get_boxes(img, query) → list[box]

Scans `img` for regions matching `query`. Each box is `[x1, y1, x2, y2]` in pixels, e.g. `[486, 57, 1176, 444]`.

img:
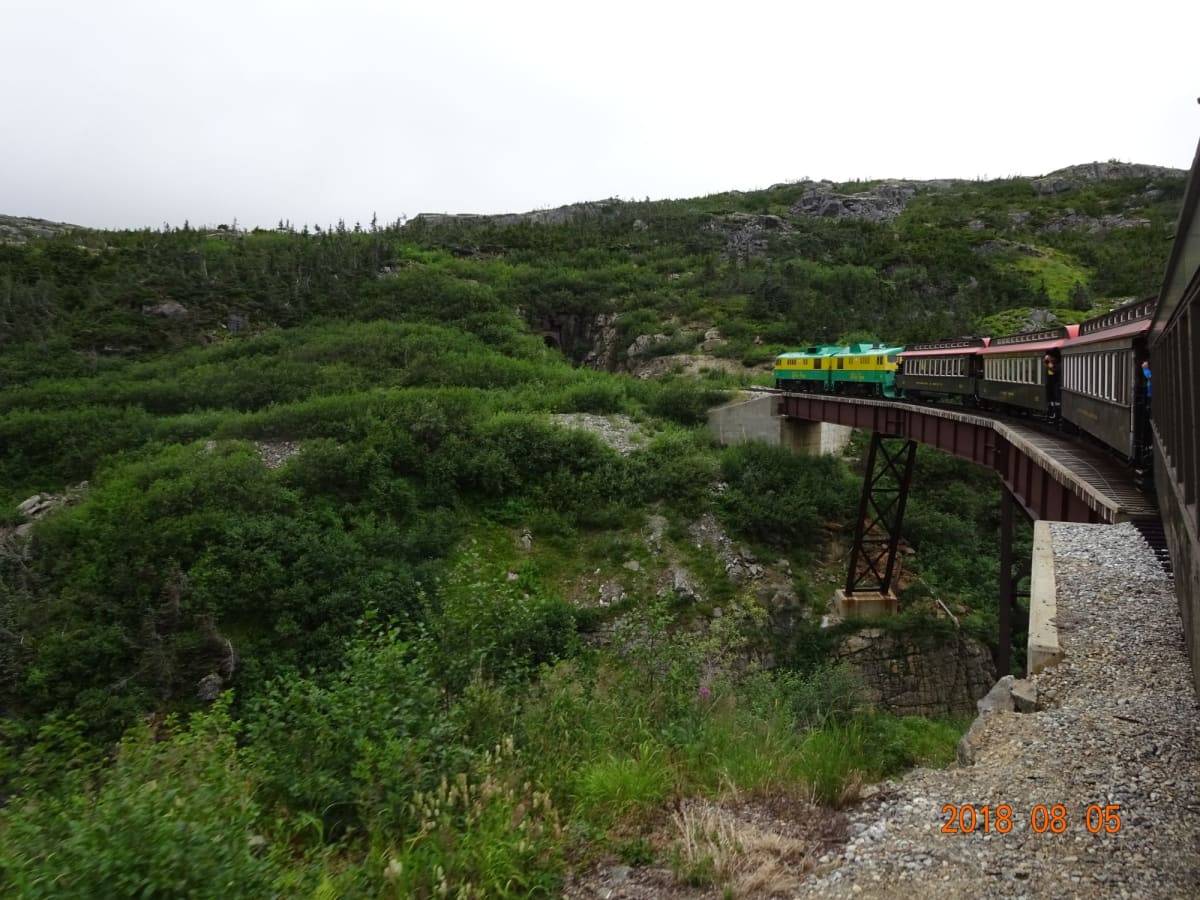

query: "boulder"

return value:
[142, 300, 188, 318]
[670, 567, 698, 601]
[1011, 678, 1038, 713]
[197, 672, 225, 701]
[627, 333, 671, 357]
[977, 674, 1016, 714]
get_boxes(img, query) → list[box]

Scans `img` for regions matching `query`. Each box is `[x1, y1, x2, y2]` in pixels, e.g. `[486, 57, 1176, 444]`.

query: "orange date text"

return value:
[940, 803, 1122, 834]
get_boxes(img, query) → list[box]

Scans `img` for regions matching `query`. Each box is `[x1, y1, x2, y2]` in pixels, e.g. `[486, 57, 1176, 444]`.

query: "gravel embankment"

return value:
[798, 521, 1200, 899]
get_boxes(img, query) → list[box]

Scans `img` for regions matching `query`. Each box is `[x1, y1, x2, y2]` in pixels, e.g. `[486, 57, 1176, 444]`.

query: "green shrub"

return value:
[718, 442, 856, 546]
[245, 628, 452, 836]
[0, 701, 280, 899]
[645, 379, 727, 426]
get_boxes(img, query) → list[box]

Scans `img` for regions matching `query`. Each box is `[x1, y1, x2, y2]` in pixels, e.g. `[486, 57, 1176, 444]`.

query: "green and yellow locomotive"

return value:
[774, 343, 904, 398]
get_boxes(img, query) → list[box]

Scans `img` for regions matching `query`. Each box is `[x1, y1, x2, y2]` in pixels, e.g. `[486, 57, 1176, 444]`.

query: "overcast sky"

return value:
[4, 0, 1199, 230]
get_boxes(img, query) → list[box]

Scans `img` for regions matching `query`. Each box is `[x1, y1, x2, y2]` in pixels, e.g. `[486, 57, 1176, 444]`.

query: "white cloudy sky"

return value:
[4, 0, 1198, 230]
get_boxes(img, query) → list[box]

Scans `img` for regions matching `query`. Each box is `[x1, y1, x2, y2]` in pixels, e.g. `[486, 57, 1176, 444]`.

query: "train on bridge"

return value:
[774, 297, 1156, 471]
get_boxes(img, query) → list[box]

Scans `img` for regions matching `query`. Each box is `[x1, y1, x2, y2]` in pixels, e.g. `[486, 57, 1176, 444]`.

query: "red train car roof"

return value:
[1062, 297, 1156, 349]
[898, 337, 990, 358]
[979, 324, 1079, 355]
[1063, 317, 1151, 349]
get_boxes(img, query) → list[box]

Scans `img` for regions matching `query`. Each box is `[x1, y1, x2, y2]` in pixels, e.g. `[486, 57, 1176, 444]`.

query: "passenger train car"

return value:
[1060, 297, 1155, 467]
[978, 324, 1079, 414]
[773, 299, 1156, 468]
[894, 338, 988, 401]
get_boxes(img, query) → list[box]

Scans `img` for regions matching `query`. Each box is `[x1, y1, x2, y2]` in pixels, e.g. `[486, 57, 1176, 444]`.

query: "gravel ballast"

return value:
[798, 520, 1200, 899]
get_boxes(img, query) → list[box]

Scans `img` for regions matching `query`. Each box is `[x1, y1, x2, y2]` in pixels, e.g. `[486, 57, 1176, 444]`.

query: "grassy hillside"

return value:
[0, 164, 1182, 894]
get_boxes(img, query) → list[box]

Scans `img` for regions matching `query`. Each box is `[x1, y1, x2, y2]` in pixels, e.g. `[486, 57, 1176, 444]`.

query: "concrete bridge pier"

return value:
[707, 392, 852, 455]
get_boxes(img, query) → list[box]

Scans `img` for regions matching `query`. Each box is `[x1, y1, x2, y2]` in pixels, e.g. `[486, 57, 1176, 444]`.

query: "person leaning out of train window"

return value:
[1141, 359, 1152, 408]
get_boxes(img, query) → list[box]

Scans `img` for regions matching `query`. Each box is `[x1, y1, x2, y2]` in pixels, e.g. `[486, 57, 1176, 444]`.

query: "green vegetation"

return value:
[0, 167, 1181, 893]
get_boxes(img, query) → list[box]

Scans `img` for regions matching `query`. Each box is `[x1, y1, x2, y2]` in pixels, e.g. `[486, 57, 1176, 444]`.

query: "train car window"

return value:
[814, 359, 822, 369]
[887, 355, 897, 363]
[836, 359, 843, 369]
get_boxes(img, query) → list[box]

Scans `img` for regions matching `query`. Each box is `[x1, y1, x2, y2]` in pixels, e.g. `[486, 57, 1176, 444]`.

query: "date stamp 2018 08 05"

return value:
[941, 803, 1123, 835]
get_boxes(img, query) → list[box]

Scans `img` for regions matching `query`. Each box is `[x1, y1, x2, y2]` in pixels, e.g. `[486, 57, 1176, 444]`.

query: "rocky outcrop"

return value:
[580, 313, 620, 370]
[791, 181, 922, 223]
[700, 328, 726, 351]
[14, 482, 88, 527]
[1042, 212, 1152, 233]
[530, 311, 624, 369]
[408, 199, 622, 230]
[1032, 161, 1186, 195]
[628, 353, 764, 380]
[707, 213, 792, 260]
[0, 215, 77, 243]
[627, 332, 672, 357]
[836, 627, 996, 717]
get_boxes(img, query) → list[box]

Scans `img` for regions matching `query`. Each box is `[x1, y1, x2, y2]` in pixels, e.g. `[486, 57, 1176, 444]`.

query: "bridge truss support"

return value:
[841, 433, 917, 613]
[998, 487, 1033, 676]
